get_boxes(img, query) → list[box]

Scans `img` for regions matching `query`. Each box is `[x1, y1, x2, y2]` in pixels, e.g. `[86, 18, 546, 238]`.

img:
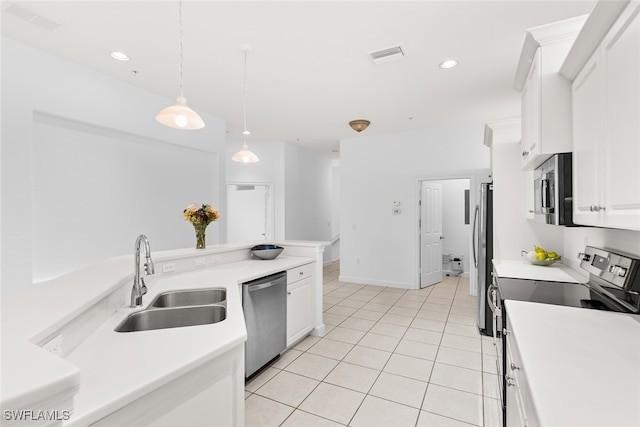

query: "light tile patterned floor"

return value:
[245, 262, 502, 427]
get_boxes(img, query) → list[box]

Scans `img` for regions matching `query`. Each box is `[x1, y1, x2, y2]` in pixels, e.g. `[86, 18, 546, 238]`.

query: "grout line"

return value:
[246, 263, 489, 426]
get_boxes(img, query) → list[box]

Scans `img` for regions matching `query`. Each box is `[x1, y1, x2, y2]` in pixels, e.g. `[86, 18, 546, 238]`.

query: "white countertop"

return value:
[1, 241, 325, 425]
[506, 300, 640, 426]
[64, 268, 248, 426]
[493, 259, 588, 283]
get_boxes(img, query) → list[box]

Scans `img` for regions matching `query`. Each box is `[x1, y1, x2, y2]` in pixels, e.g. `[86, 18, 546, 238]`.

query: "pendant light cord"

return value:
[178, 0, 184, 97]
[242, 49, 249, 141]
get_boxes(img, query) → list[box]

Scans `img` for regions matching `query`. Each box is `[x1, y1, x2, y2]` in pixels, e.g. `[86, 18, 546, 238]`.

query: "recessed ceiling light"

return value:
[110, 51, 130, 61]
[439, 59, 458, 69]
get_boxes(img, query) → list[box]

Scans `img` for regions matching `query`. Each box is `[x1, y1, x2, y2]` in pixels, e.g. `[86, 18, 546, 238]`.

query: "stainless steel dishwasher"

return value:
[242, 271, 287, 378]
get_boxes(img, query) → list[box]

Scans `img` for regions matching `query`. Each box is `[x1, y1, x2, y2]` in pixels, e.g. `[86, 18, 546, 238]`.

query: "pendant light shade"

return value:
[156, 96, 205, 129]
[231, 143, 260, 163]
[156, 1, 205, 130]
[232, 45, 259, 163]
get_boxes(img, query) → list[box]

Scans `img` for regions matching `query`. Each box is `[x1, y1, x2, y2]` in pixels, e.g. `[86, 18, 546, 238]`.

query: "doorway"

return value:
[419, 178, 471, 288]
[227, 183, 274, 243]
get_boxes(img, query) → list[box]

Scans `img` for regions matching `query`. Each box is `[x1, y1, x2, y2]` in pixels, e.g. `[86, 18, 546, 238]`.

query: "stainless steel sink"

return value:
[115, 305, 226, 332]
[150, 288, 226, 308]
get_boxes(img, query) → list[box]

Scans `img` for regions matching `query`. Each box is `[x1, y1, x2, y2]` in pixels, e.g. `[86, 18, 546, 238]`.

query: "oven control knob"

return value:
[608, 265, 627, 277]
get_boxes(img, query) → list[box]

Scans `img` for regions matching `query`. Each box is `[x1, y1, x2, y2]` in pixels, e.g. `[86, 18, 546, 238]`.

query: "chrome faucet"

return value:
[131, 234, 155, 307]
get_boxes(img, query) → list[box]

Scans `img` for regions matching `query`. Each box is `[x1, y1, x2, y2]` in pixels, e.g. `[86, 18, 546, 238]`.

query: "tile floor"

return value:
[245, 262, 502, 427]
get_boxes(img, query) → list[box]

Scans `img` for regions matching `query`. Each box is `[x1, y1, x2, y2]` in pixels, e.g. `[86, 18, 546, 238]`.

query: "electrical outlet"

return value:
[194, 257, 206, 267]
[211, 255, 222, 264]
[162, 262, 176, 273]
[42, 334, 63, 356]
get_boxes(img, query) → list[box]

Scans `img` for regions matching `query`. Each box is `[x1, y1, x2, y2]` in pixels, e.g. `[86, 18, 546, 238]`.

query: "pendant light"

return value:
[232, 45, 259, 163]
[155, 0, 205, 130]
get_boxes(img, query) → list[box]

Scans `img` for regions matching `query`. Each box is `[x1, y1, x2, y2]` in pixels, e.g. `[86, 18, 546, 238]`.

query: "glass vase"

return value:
[194, 223, 208, 249]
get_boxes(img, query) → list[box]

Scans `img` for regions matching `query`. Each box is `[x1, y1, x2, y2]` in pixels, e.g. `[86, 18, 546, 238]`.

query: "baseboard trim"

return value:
[338, 275, 417, 290]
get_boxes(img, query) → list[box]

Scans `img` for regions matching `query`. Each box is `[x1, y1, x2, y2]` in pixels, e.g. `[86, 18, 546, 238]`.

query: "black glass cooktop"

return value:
[495, 278, 625, 312]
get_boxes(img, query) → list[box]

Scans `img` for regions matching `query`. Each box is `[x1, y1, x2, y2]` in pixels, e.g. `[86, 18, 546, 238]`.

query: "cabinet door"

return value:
[572, 51, 604, 226]
[521, 48, 541, 168]
[286, 277, 313, 347]
[602, 5, 640, 230]
[524, 170, 535, 219]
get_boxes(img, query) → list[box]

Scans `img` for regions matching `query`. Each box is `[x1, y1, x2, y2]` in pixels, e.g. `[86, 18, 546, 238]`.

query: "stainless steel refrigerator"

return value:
[473, 182, 493, 337]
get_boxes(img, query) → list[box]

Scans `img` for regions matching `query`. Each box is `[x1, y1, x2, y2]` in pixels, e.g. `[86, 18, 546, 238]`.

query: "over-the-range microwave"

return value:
[533, 152, 576, 226]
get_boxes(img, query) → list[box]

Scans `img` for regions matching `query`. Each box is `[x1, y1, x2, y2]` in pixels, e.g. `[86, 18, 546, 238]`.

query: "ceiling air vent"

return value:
[369, 45, 405, 65]
[3, 2, 62, 32]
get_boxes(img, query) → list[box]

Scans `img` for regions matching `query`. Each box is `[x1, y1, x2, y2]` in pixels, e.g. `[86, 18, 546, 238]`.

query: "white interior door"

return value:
[420, 181, 443, 288]
[227, 184, 273, 243]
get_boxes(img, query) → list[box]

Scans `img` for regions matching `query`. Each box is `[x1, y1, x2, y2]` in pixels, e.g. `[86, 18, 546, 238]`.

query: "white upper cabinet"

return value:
[569, 1, 640, 230]
[572, 51, 604, 226]
[514, 16, 587, 170]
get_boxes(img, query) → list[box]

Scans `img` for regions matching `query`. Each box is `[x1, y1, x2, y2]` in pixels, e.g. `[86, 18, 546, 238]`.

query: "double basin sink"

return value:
[115, 288, 227, 333]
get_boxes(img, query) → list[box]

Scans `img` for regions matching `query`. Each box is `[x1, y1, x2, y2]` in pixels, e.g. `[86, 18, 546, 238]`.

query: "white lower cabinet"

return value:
[286, 263, 314, 347]
[506, 336, 528, 427]
[92, 345, 244, 427]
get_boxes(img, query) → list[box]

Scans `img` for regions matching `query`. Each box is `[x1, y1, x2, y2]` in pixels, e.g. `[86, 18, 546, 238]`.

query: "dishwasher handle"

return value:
[246, 280, 283, 292]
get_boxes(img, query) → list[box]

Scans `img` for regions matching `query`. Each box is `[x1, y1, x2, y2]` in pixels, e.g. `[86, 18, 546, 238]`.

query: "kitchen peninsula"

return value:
[1, 240, 328, 426]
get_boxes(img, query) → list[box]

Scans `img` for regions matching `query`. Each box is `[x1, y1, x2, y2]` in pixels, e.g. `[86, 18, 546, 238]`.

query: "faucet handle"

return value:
[145, 258, 155, 275]
[140, 277, 148, 296]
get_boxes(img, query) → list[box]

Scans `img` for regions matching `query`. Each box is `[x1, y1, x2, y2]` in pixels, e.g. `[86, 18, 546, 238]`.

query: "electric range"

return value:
[488, 245, 640, 426]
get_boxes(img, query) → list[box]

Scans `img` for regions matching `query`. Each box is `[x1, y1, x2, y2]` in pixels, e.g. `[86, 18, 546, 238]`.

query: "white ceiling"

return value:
[1, 1, 594, 158]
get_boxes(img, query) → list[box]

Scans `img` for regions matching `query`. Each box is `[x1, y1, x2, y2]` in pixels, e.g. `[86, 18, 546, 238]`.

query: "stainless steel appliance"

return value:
[474, 182, 494, 336]
[533, 153, 575, 226]
[489, 246, 640, 425]
[243, 271, 287, 378]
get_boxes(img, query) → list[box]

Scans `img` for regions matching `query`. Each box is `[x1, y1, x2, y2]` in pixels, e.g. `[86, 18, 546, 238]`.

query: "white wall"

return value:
[491, 139, 564, 260]
[226, 140, 286, 240]
[439, 179, 471, 275]
[284, 144, 333, 261]
[330, 161, 341, 262]
[340, 124, 490, 289]
[1, 38, 226, 295]
[226, 140, 333, 260]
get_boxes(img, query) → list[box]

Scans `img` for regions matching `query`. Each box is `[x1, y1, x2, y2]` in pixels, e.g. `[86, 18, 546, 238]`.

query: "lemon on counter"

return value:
[536, 251, 548, 261]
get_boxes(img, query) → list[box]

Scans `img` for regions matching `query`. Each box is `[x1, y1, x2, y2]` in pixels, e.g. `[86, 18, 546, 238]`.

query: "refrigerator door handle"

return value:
[472, 205, 479, 268]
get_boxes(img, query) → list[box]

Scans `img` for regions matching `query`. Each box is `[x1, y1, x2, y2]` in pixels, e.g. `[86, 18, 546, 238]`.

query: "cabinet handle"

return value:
[510, 362, 520, 371]
[528, 210, 534, 213]
[589, 205, 606, 212]
[287, 292, 292, 295]
[299, 271, 304, 275]
[506, 376, 516, 387]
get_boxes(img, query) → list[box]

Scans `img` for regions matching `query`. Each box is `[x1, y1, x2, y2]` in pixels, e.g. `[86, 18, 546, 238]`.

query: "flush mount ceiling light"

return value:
[349, 119, 371, 133]
[110, 51, 130, 61]
[232, 45, 259, 163]
[439, 59, 458, 69]
[155, 0, 204, 130]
